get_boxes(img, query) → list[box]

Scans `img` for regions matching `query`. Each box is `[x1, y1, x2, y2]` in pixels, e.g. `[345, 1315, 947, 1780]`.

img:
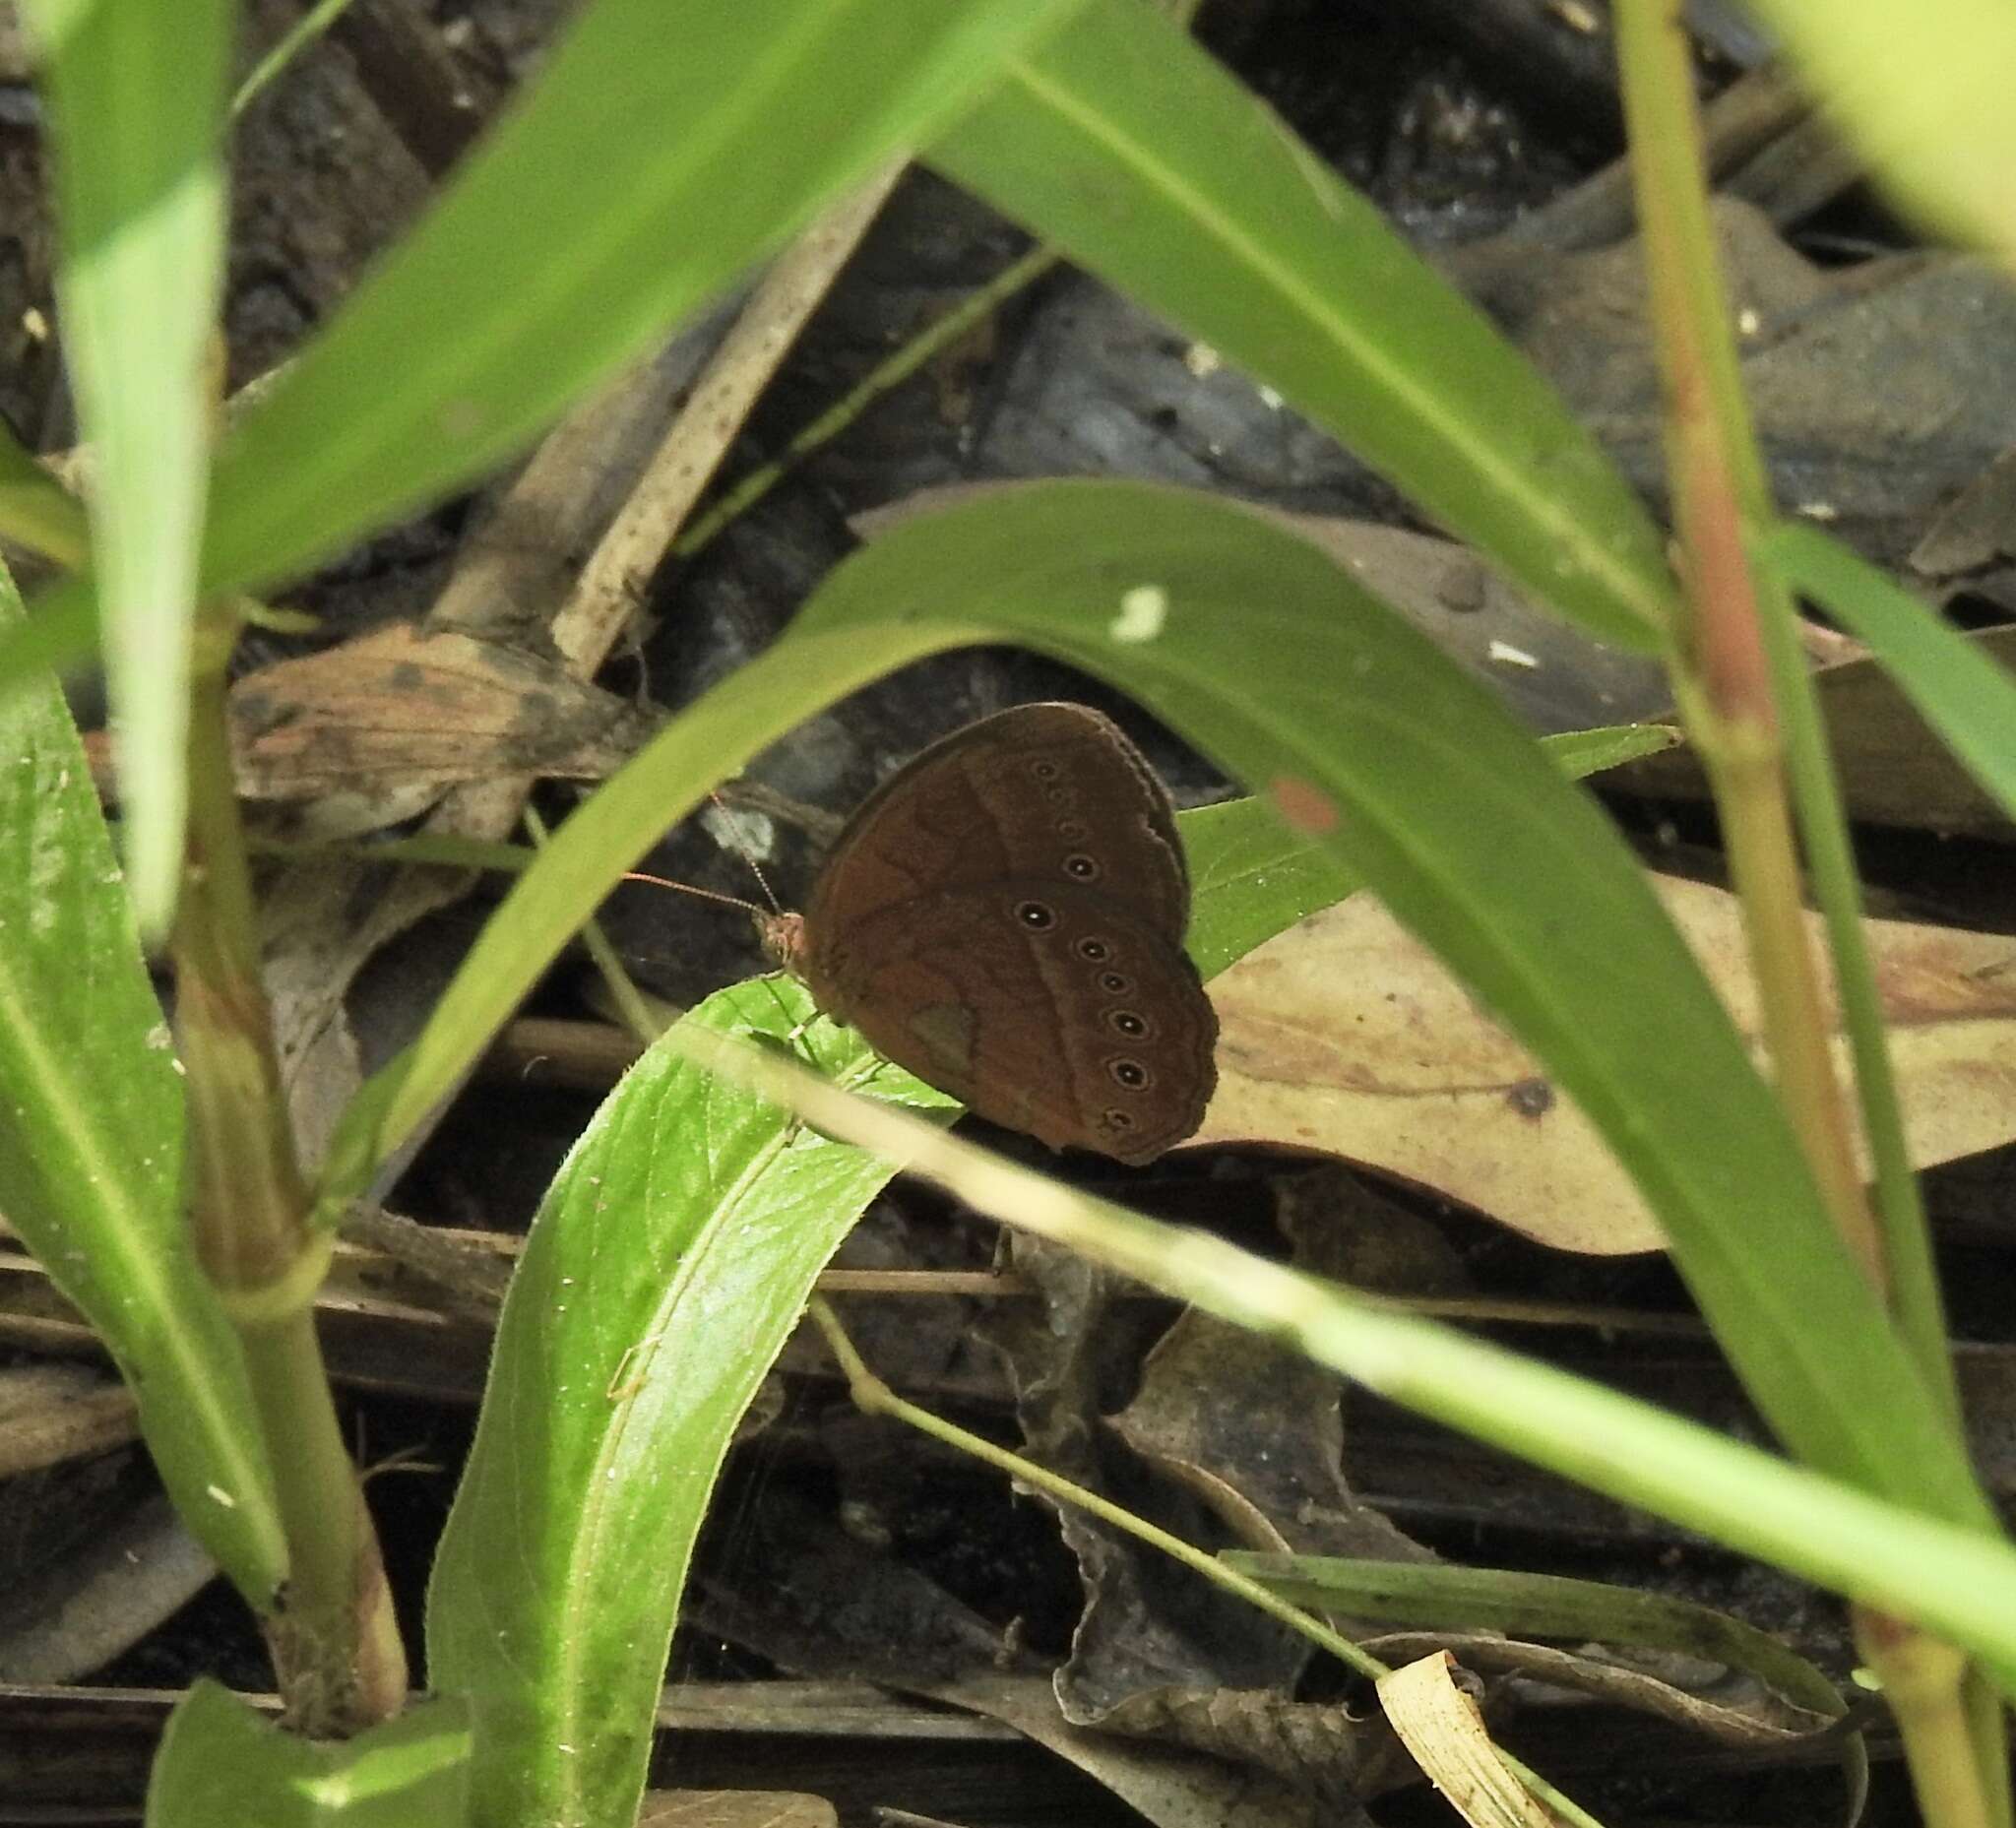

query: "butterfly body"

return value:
[763, 703, 1217, 1166]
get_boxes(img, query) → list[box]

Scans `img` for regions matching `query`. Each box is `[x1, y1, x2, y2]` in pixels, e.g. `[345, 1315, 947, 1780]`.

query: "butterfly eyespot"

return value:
[1031, 759, 1061, 782]
[1056, 819, 1088, 841]
[1016, 899, 1057, 929]
[1075, 936, 1112, 962]
[1098, 971, 1131, 994]
[1107, 1057, 1151, 1091]
[1106, 1009, 1151, 1040]
[1062, 852, 1101, 881]
[1102, 1108, 1136, 1133]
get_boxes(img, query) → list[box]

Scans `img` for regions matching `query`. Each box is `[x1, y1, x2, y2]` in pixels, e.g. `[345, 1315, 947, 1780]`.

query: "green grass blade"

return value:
[0, 574, 99, 701]
[1764, 521, 2016, 822]
[0, 574, 283, 1601]
[1181, 725, 1678, 980]
[200, 0, 1087, 597]
[1737, 0, 2016, 262]
[1226, 1554, 1849, 1718]
[672, 1021, 2016, 1692]
[1237, 1551, 1866, 1806]
[426, 979, 953, 1828]
[927, 0, 1679, 650]
[20, 0, 234, 934]
[0, 417, 88, 569]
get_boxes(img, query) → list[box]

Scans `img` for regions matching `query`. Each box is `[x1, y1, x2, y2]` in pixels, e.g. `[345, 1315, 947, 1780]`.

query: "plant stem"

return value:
[172, 604, 406, 1732]
[1614, 4, 2005, 1820]
[1857, 1608, 1996, 1828]
[1617, 2, 1877, 1286]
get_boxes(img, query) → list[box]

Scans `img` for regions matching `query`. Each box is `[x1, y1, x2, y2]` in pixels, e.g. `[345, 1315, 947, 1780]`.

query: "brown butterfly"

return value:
[759, 702, 1217, 1166]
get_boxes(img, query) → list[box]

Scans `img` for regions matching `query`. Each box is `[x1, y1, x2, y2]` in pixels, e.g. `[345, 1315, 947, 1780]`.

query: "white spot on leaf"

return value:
[1111, 586, 1168, 645]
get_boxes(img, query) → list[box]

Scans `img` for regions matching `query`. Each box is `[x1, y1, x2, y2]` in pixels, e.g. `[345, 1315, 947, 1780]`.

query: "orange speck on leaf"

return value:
[1271, 776, 1339, 835]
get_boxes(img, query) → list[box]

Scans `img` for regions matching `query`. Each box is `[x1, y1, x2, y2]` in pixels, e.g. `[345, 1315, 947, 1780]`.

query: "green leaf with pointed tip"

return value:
[0, 572, 283, 1602]
[1763, 520, 2016, 824]
[199, 0, 1088, 599]
[1222, 1550, 1865, 1812]
[1227, 1553, 1848, 1715]
[20, 0, 234, 935]
[149, 1680, 472, 1827]
[426, 977, 954, 1828]
[927, 0, 1679, 651]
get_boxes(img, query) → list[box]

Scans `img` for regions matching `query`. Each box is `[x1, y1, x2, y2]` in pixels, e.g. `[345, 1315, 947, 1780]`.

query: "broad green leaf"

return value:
[148, 1680, 472, 1827]
[1181, 725, 1678, 980]
[321, 477, 1988, 1541]
[21, 0, 234, 934]
[0, 574, 283, 1599]
[199, 0, 1087, 597]
[926, 0, 1679, 650]
[1763, 521, 2016, 824]
[426, 978, 954, 1828]
[1738, 0, 2016, 264]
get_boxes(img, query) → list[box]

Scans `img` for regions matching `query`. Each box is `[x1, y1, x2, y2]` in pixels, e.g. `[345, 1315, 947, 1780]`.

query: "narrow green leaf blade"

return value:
[1763, 520, 2016, 823]
[1226, 1554, 1848, 1718]
[426, 979, 954, 1828]
[201, 0, 1087, 596]
[21, 0, 234, 932]
[1181, 725, 1679, 980]
[1739, 0, 2016, 262]
[678, 1021, 2016, 1694]
[781, 478, 1987, 1525]
[0, 416, 88, 569]
[1227, 1549, 1873, 1819]
[0, 573, 283, 1598]
[148, 1680, 472, 1827]
[928, 0, 1678, 650]
[0, 575, 99, 703]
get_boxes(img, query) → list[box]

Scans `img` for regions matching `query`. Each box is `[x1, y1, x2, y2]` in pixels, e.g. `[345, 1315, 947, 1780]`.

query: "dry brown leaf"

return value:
[1611, 623, 2016, 841]
[1376, 1653, 1555, 1828]
[932, 1671, 1337, 1828]
[636, 1791, 837, 1828]
[1195, 873, 2016, 1254]
[225, 622, 657, 836]
[1360, 1631, 1837, 1749]
[1109, 1309, 1433, 1571]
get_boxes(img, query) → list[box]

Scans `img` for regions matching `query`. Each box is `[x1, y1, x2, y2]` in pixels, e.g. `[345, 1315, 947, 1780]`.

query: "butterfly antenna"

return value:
[708, 788, 785, 915]
[697, 793, 817, 1036]
[620, 871, 765, 917]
